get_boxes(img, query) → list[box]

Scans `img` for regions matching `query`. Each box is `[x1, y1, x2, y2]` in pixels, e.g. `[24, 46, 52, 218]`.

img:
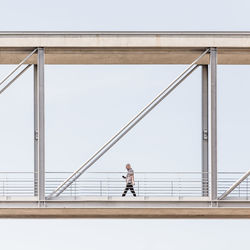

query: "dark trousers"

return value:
[122, 183, 136, 197]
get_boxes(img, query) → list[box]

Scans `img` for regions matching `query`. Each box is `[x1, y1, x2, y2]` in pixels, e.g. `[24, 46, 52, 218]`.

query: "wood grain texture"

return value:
[0, 208, 249, 218]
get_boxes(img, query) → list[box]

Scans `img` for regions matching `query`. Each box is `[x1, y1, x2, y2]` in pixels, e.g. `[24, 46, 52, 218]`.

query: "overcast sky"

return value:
[0, 0, 250, 249]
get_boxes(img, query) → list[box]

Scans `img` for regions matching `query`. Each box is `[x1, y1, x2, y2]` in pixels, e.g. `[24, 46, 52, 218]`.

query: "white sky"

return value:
[0, 0, 250, 249]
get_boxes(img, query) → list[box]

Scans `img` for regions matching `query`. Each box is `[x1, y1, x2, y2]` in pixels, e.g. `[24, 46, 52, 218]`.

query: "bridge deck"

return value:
[0, 207, 250, 218]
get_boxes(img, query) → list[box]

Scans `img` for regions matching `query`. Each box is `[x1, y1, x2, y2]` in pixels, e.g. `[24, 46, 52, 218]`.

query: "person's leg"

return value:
[128, 184, 136, 197]
[122, 184, 129, 196]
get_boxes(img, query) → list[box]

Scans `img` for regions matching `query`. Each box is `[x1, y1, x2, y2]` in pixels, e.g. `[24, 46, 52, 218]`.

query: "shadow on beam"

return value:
[0, 208, 250, 219]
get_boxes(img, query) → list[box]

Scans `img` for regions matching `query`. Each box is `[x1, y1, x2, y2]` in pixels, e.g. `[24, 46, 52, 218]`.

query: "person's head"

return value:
[126, 163, 131, 170]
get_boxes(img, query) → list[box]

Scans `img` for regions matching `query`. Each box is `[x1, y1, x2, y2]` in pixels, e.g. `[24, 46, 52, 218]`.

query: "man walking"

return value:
[122, 163, 136, 197]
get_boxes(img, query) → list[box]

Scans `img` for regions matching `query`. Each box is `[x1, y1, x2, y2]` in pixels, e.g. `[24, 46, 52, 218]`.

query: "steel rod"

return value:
[0, 65, 32, 95]
[50, 65, 200, 198]
[219, 170, 250, 200]
[202, 65, 209, 196]
[0, 48, 37, 87]
[34, 64, 38, 196]
[209, 48, 218, 200]
[37, 48, 45, 201]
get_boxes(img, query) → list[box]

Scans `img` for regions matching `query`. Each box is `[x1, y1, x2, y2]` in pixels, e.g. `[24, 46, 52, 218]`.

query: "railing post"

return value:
[247, 178, 249, 198]
[202, 65, 209, 196]
[74, 181, 76, 197]
[209, 48, 218, 200]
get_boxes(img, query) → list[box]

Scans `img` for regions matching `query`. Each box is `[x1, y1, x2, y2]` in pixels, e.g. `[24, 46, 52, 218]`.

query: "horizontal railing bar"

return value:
[0, 171, 247, 174]
[0, 171, 248, 198]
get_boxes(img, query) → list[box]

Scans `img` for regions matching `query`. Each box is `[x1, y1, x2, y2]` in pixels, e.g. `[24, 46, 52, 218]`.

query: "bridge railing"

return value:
[45, 171, 250, 198]
[0, 172, 34, 196]
[0, 171, 248, 198]
[45, 172, 208, 197]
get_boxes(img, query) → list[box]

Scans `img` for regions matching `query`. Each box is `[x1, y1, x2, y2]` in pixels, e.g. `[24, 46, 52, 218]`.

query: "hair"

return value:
[126, 163, 131, 167]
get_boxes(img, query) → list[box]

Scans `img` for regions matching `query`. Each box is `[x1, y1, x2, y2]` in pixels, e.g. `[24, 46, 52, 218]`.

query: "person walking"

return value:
[122, 163, 136, 197]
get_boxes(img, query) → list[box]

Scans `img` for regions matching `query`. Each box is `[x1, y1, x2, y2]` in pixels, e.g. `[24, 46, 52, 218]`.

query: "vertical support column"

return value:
[202, 65, 209, 196]
[37, 48, 45, 200]
[34, 64, 38, 196]
[209, 48, 217, 200]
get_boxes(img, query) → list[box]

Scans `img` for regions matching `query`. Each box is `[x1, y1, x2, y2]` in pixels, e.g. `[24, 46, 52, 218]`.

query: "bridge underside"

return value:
[1, 48, 250, 64]
[0, 207, 250, 219]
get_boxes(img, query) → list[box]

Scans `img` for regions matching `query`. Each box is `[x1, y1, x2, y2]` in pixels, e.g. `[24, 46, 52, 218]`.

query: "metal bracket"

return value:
[34, 130, 39, 140]
[203, 129, 208, 140]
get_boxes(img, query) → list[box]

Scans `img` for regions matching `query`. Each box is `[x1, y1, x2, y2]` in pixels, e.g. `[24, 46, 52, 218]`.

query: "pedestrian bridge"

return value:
[2, 32, 250, 217]
[0, 171, 250, 218]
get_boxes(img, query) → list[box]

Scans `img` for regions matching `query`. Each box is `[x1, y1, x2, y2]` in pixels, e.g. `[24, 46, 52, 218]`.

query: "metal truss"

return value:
[48, 49, 210, 198]
[0, 47, 219, 204]
[0, 47, 45, 201]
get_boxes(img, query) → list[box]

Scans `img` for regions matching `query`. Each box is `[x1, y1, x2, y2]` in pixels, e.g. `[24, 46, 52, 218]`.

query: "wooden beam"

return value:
[0, 208, 250, 218]
[2, 48, 250, 64]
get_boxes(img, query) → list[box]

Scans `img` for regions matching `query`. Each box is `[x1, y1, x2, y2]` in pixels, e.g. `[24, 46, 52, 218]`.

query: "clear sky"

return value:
[0, 0, 250, 249]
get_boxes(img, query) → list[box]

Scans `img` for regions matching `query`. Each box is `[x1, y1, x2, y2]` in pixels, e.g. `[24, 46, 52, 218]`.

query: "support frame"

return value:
[35, 48, 45, 201]
[209, 48, 218, 201]
[202, 65, 209, 196]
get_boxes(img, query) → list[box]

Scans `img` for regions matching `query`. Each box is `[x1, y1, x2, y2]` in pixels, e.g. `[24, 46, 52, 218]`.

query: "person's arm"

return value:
[132, 174, 135, 186]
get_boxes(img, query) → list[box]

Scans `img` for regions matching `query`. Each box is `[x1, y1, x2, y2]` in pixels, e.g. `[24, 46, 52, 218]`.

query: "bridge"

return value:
[1, 31, 250, 218]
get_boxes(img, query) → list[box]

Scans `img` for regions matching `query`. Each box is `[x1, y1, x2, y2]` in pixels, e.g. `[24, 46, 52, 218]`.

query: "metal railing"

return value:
[0, 172, 34, 196]
[0, 171, 249, 198]
[46, 172, 208, 197]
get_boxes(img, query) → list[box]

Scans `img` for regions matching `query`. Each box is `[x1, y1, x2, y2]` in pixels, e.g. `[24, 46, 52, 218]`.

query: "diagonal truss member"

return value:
[0, 48, 37, 94]
[219, 170, 250, 200]
[0, 65, 32, 95]
[48, 49, 210, 199]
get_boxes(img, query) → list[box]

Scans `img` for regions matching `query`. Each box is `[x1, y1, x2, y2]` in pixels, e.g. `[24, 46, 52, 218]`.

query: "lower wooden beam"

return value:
[0, 208, 250, 218]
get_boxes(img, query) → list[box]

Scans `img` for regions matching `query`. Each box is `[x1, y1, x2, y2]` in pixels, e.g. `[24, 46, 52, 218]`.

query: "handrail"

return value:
[0, 171, 240, 174]
[48, 48, 210, 199]
[0, 171, 248, 198]
[45, 171, 210, 174]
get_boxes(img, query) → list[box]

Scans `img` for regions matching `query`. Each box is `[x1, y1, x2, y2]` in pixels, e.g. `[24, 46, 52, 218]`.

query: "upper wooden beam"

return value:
[1, 32, 250, 64]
